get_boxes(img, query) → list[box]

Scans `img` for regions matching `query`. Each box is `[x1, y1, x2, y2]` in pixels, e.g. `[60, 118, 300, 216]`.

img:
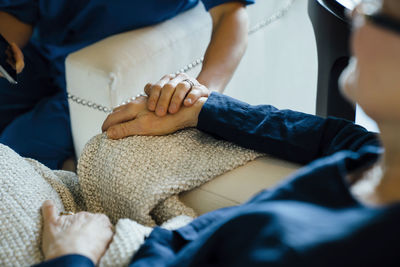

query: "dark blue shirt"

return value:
[0, 0, 254, 88]
[35, 93, 400, 267]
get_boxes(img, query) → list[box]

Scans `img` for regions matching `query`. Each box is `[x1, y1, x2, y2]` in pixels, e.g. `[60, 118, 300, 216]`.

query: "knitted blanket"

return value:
[0, 129, 262, 266]
[0, 144, 82, 266]
[78, 129, 262, 226]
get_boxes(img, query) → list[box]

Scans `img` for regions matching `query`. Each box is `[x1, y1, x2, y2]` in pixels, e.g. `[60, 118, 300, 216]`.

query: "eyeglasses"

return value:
[350, 0, 400, 35]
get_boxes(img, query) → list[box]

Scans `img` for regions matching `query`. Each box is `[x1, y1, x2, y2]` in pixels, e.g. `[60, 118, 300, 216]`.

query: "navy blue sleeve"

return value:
[178, 211, 301, 267]
[32, 254, 95, 267]
[201, 0, 255, 11]
[197, 92, 380, 165]
[0, 0, 39, 25]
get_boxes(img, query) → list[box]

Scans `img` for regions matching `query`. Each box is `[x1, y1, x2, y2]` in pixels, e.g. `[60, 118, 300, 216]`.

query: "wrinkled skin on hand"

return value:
[41, 200, 113, 265]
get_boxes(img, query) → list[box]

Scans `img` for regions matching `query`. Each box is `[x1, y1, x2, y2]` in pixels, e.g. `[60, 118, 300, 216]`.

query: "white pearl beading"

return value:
[68, 0, 296, 113]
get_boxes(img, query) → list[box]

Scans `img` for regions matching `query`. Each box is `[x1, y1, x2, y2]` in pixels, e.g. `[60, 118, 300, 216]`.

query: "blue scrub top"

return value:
[0, 0, 254, 88]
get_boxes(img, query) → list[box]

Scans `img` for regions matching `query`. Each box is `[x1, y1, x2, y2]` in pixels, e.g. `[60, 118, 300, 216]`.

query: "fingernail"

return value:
[149, 101, 155, 110]
[107, 129, 116, 139]
[157, 106, 165, 115]
[170, 103, 176, 112]
[43, 200, 53, 206]
[185, 98, 192, 105]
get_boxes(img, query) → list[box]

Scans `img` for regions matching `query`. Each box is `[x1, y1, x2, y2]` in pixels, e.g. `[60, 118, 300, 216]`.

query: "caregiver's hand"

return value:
[102, 95, 207, 139]
[41, 200, 113, 265]
[0, 42, 24, 78]
[144, 73, 210, 116]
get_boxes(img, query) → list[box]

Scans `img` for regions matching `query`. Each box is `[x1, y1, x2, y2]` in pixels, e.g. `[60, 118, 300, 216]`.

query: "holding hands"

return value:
[102, 74, 209, 139]
[102, 95, 207, 139]
[145, 73, 209, 116]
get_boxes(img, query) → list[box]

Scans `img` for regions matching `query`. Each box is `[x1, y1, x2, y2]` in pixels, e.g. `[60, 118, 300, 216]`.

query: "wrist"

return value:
[182, 97, 207, 128]
[193, 97, 207, 127]
[196, 75, 225, 93]
[44, 242, 96, 264]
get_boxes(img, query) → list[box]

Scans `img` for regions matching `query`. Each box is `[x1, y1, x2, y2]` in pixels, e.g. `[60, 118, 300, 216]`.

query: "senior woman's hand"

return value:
[41, 200, 113, 265]
[102, 95, 207, 139]
[144, 73, 210, 116]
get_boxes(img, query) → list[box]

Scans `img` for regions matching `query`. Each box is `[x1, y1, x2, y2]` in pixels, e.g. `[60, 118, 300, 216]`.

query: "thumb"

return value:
[42, 200, 58, 226]
[10, 42, 25, 73]
[107, 120, 143, 139]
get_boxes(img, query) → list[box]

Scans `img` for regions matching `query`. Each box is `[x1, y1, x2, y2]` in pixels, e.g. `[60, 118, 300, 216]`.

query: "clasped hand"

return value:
[102, 74, 209, 139]
[145, 73, 209, 116]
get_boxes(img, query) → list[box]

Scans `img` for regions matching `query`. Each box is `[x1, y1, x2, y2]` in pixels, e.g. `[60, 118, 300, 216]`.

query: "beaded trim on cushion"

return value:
[67, 0, 296, 113]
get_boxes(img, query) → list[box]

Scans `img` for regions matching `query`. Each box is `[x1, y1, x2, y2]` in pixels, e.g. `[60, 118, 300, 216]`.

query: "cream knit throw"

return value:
[78, 129, 262, 226]
[0, 144, 193, 267]
[0, 144, 82, 266]
[0, 129, 262, 266]
[99, 215, 193, 267]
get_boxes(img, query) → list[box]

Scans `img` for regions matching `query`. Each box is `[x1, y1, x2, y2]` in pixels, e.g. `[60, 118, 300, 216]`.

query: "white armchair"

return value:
[66, 0, 317, 214]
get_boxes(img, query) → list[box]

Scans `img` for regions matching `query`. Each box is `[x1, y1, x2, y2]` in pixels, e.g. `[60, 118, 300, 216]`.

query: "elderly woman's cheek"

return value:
[339, 57, 359, 104]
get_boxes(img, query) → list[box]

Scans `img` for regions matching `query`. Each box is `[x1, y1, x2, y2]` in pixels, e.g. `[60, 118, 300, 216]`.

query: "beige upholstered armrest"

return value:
[181, 156, 299, 215]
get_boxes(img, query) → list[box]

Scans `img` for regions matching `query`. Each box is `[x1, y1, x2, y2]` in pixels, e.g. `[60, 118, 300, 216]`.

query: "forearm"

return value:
[196, 93, 380, 164]
[196, 4, 249, 93]
[0, 11, 32, 47]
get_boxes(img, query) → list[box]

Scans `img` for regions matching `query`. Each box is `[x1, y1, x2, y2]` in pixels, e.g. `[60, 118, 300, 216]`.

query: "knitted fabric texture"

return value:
[0, 144, 81, 266]
[0, 129, 262, 266]
[0, 144, 192, 267]
[78, 129, 262, 226]
[99, 215, 193, 267]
